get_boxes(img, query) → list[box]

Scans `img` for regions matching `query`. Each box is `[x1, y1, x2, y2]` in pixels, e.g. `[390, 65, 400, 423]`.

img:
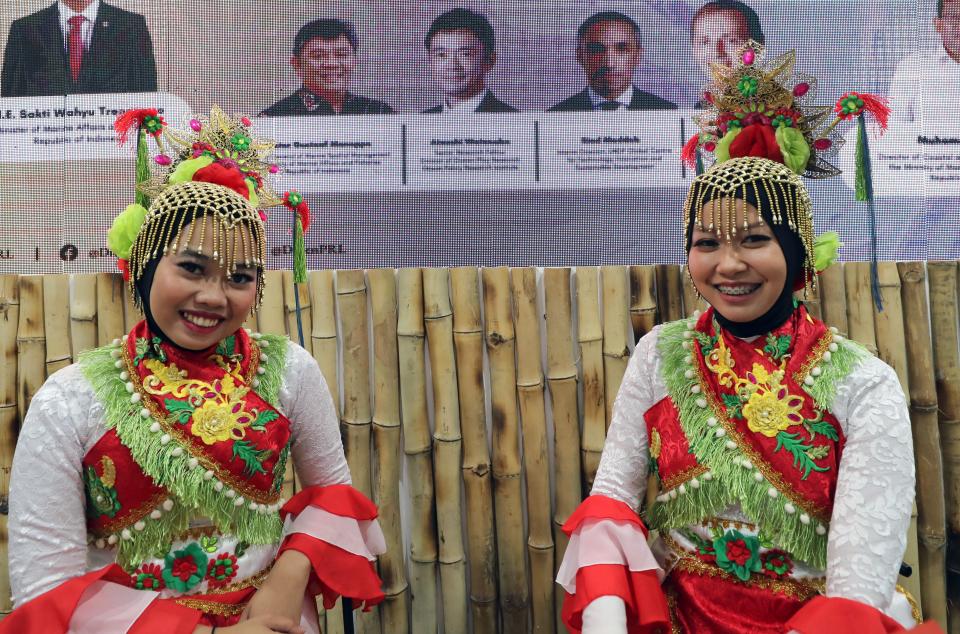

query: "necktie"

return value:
[599, 101, 621, 111]
[68, 15, 86, 82]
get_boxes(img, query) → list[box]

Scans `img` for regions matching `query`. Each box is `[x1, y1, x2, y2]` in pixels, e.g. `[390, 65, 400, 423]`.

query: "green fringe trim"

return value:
[293, 218, 307, 285]
[649, 319, 866, 569]
[135, 129, 151, 210]
[255, 333, 288, 408]
[804, 336, 869, 410]
[79, 335, 291, 567]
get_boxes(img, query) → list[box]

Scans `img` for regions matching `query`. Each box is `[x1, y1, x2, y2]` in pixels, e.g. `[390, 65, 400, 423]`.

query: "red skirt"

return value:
[664, 557, 819, 634]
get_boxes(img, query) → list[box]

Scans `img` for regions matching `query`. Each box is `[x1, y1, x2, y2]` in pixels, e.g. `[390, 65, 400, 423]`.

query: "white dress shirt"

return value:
[887, 45, 960, 128]
[57, 0, 100, 51]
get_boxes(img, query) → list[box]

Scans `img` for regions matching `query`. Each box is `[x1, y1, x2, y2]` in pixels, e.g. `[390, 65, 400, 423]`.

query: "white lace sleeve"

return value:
[590, 327, 664, 509]
[8, 365, 100, 606]
[280, 343, 351, 488]
[825, 354, 915, 608]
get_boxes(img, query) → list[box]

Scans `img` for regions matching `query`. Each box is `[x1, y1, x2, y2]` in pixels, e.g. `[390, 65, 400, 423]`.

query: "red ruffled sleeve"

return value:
[787, 596, 944, 634]
[559, 495, 670, 634]
[277, 484, 386, 611]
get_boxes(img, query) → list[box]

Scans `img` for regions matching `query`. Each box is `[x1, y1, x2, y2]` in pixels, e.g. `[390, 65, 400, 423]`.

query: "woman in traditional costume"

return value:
[2, 107, 384, 633]
[557, 42, 934, 633]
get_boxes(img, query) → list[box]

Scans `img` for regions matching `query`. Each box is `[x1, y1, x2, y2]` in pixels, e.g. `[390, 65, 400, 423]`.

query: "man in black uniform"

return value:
[261, 19, 394, 116]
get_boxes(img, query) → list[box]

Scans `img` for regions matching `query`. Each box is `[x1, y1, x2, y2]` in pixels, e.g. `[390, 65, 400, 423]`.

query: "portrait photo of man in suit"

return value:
[691, 0, 765, 74]
[261, 18, 394, 116]
[1, 0, 156, 97]
[549, 10, 675, 112]
[423, 8, 517, 114]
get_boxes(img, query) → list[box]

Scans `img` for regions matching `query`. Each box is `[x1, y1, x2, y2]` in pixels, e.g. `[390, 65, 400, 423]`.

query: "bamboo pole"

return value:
[868, 262, 922, 608]
[482, 266, 530, 632]
[283, 270, 313, 355]
[396, 269, 438, 634]
[928, 262, 960, 630]
[680, 265, 705, 318]
[69, 275, 98, 360]
[575, 267, 604, 489]
[450, 266, 498, 634]
[42, 275, 72, 375]
[95, 273, 125, 346]
[17, 276, 46, 422]
[898, 262, 948, 628]
[258, 270, 287, 336]
[817, 263, 848, 336]
[336, 269, 379, 633]
[628, 266, 657, 341]
[422, 268, 468, 634]
[844, 262, 878, 354]
[308, 270, 340, 414]
[546, 267, 582, 634]
[602, 266, 630, 431]
[122, 279, 139, 332]
[511, 267, 555, 634]
[367, 269, 409, 634]
[655, 264, 684, 324]
[0, 276, 19, 614]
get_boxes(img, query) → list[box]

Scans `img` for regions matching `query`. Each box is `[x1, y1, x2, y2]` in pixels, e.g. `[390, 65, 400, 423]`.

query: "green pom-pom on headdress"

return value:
[813, 231, 842, 272]
[107, 204, 148, 260]
[715, 128, 741, 164]
[167, 155, 214, 184]
[775, 126, 811, 175]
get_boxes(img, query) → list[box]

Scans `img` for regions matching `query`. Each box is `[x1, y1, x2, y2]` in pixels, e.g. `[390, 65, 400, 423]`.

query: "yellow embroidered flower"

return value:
[190, 399, 249, 445]
[742, 387, 805, 437]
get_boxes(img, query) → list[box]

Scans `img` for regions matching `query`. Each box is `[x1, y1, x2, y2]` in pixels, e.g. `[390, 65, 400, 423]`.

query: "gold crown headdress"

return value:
[107, 106, 312, 310]
[682, 41, 890, 297]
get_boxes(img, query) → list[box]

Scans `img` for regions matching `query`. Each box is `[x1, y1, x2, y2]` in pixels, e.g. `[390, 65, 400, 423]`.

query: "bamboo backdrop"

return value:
[0, 262, 956, 632]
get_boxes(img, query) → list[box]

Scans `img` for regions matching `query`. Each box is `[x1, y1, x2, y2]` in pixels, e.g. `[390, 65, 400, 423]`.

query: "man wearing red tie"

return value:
[1, 0, 156, 97]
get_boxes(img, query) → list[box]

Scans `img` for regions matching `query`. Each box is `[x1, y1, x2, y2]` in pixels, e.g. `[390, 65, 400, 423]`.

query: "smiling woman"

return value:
[556, 40, 929, 634]
[148, 217, 260, 351]
[1, 107, 385, 634]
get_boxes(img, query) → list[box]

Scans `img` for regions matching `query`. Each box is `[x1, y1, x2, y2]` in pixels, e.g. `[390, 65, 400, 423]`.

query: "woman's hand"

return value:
[210, 615, 306, 633]
[193, 616, 305, 634]
[243, 550, 312, 624]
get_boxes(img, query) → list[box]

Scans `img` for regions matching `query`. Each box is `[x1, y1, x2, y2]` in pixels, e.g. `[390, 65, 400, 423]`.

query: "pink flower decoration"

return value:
[793, 83, 810, 98]
[189, 119, 202, 132]
[241, 117, 251, 126]
[704, 141, 717, 152]
[154, 154, 171, 165]
[268, 164, 280, 174]
[258, 210, 268, 222]
[742, 49, 755, 65]
[813, 138, 833, 150]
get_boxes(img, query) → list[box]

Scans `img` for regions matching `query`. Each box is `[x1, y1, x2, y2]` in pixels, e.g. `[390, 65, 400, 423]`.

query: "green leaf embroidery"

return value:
[164, 399, 195, 424]
[251, 410, 280, 432]
[807, 419, 839, 442]
[232, 440, 272, 477]
[199, 535, 219, 553]
[272, 441, 291, 494]
[133, 338, 149, 365]
[235, 541, 250, 557]
[694, 332, 718, 356]
[763, 334, 791, 360]
[216, 335, 236, 359]
[774, 431, 829, 480]
[721, 393, 743, 419]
